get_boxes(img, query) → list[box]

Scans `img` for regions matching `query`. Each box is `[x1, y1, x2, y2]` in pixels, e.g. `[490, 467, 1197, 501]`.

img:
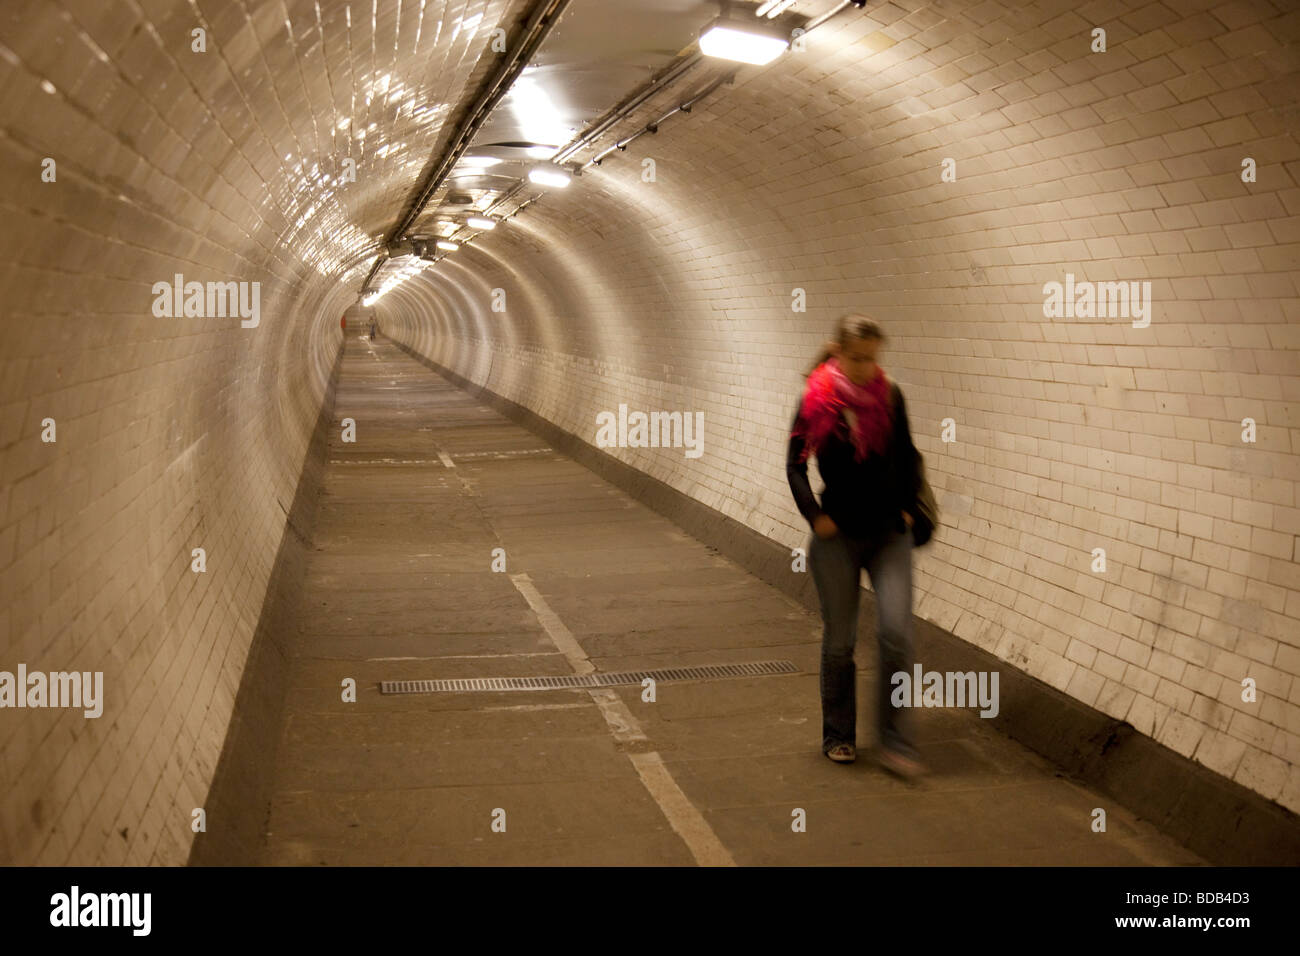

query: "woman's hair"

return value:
[806, 314, 886, 375]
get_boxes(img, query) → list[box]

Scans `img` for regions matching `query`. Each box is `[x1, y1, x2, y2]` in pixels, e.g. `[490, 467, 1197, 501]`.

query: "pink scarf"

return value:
[792, 358, 894, 463]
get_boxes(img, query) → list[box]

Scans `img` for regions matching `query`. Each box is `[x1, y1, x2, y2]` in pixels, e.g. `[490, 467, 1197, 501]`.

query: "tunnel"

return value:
[2, 0, 1300, 887]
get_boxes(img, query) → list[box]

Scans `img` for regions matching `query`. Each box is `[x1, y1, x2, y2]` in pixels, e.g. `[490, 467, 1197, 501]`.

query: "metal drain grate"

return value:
[449, 448, 553, 459]
[328, 458, 444, 465]
[380, 659, 798, 694]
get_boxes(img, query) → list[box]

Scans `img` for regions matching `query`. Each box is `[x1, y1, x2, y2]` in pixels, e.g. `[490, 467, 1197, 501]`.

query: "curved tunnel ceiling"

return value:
[1, 0, 1299, 865]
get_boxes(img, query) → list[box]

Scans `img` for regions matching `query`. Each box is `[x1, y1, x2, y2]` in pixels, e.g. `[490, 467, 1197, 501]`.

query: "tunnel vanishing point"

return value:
[1, 0, 1299, 867]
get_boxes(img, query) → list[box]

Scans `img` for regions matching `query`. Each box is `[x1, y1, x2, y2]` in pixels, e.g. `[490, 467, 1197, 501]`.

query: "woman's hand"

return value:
[902, 511, 914, 528]
[813, 514, 838, 539]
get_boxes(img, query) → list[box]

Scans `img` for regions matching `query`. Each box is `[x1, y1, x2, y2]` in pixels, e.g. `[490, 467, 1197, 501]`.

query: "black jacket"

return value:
[786, 379, 922, 544]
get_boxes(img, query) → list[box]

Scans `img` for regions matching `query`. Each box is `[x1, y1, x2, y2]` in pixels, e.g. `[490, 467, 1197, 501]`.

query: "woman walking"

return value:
[786, 315, 931, 778]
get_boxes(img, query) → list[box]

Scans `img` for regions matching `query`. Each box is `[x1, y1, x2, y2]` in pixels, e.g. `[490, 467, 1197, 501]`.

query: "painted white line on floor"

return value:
[365, 652, 562, 661]
[479, 701, 591, 713]
[509, 574, 592, 673]
[437, 451, 456, 468]
[508, 571, 735, 867]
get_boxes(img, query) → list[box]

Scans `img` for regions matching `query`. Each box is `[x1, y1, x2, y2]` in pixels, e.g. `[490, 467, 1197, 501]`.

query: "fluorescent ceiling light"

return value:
[363, 256, 430, 305]
[528, 167, 571, 188]
[462, 155, 503, 166]
[436, 240, 459, 251]
[699, 17, 789, 65]
[466, 216, 497, 230]
[525, 145, 559, 159]
[456, 166, 486, 177]
[511, 78, 571, 153]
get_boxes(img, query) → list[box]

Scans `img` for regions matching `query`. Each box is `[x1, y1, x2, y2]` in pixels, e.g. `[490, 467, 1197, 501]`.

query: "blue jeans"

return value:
[809, 525, 917, 757]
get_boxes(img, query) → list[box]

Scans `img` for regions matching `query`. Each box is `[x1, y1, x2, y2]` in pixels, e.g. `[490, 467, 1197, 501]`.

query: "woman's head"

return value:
[810, 314, 886, 384]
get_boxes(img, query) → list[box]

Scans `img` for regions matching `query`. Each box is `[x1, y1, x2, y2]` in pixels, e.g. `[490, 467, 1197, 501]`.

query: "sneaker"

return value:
[878, 748, 926, 779]
[825, 743, 856, 763]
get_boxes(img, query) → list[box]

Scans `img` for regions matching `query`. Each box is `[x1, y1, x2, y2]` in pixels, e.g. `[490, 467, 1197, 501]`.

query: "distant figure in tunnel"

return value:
[787, 315, 932, 779]
[369, 317, 377, 340]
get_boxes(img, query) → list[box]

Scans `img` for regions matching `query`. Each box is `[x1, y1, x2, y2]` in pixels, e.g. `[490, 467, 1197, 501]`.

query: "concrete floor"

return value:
[259, 333, 1206, 866]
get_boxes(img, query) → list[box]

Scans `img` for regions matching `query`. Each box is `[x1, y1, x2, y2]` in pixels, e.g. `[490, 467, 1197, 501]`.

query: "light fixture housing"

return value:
[466, 216, 497, 230]
[528, 167, 571, 188]
[698, 16, 789, 65]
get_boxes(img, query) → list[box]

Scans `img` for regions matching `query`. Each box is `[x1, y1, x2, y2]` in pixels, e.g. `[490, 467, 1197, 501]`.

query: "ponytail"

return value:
[805, 341, 836, 377]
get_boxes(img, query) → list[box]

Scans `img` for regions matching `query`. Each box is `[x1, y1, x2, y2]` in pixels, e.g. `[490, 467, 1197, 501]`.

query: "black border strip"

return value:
[393, 339, 1300, 867]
